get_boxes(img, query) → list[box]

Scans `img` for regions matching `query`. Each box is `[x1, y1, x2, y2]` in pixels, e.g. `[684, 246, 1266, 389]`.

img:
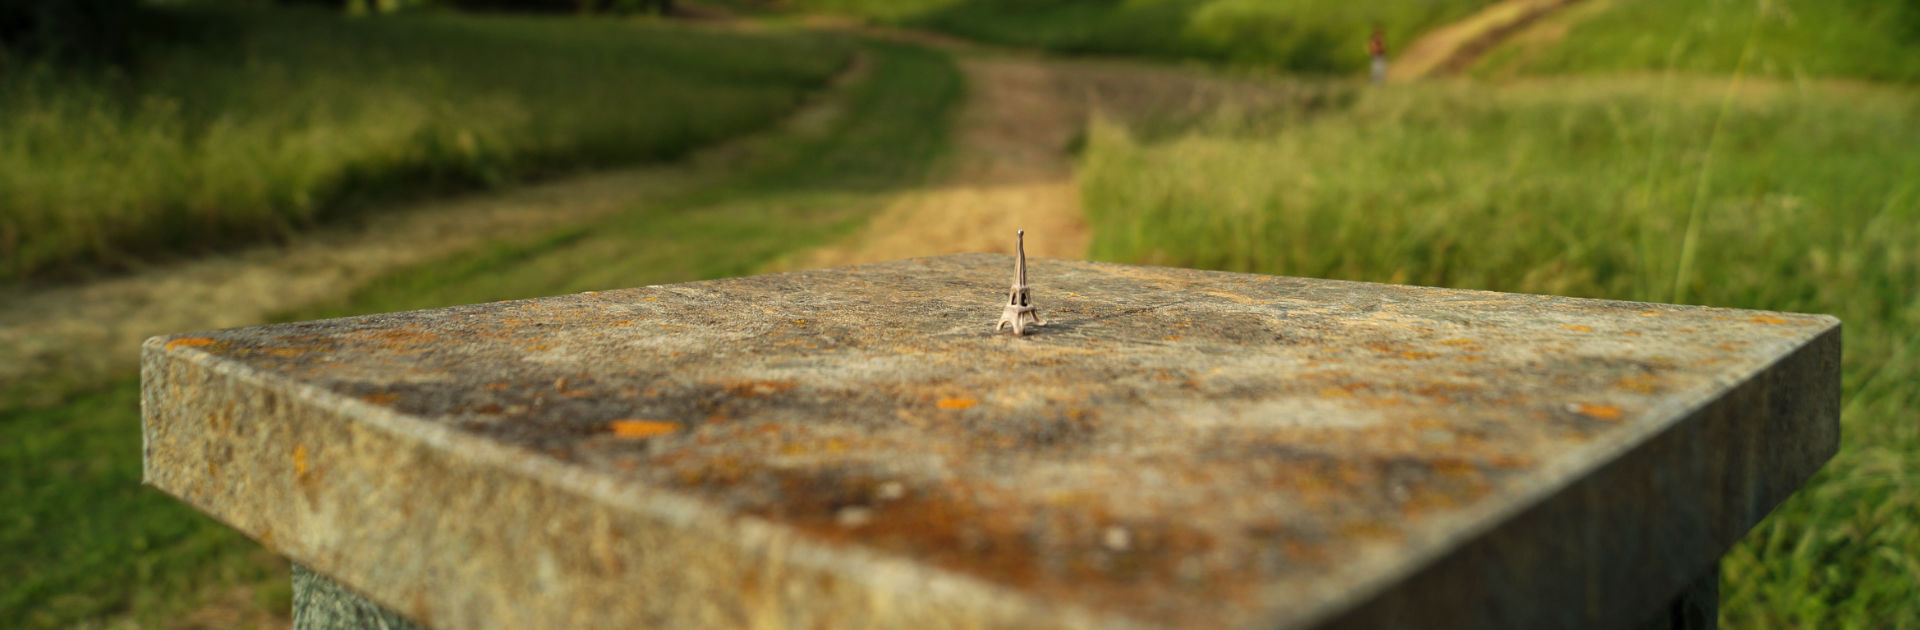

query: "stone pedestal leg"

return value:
[292, 564, 424, 630]
[1641, 563, 1719, 630]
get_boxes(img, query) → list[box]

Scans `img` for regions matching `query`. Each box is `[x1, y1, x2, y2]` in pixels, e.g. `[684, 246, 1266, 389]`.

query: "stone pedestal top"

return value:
[142, 254, 1839, 629]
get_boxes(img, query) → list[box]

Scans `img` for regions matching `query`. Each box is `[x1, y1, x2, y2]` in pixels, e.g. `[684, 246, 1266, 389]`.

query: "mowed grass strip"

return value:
[785, 0, 1492, 72]
[1078, 79, 1920, 626]
[0, 5, 852, 281]
[0, 39, 961, 629]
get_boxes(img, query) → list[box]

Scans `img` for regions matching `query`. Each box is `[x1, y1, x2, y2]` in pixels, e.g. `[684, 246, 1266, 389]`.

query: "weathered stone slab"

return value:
[142, 254, 1839, 629]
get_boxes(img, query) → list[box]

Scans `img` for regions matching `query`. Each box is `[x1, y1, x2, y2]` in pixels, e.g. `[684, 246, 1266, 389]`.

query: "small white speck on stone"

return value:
[836, 506, 873, 527]
[1103, 526, 1131, 551]
[875, 481, 905, 501]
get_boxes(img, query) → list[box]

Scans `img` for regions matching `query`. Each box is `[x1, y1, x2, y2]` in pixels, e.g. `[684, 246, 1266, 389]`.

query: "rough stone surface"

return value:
[294, 563, 425, 630]
[141, 254, 1839, 629]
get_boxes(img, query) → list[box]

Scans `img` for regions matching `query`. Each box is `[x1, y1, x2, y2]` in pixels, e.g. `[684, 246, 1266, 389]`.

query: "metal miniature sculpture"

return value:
[997, 230, 1045, 336]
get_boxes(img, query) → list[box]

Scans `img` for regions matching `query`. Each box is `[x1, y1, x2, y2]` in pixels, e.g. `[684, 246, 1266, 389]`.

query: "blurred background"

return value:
[2, 0, 1914, 627]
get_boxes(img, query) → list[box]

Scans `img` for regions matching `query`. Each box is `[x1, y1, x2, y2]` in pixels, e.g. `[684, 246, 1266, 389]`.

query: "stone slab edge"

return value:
[1297, 323, 1840, 629]
[141, 337, 1133, 630]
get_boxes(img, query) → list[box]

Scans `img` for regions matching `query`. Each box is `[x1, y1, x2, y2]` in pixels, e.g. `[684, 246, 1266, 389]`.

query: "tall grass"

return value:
[1473, 0, 1920, 82]
[784, 0, 1491, 72]
[1079, 79, 1920, 626]
[0, 5, 852, 280]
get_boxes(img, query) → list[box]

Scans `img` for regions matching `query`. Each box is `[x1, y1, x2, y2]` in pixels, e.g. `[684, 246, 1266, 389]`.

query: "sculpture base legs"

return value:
[292, 564, 423, 630]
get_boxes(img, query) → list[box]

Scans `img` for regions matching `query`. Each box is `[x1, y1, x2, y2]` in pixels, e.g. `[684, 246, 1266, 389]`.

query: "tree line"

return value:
[0, 0, 675, 67]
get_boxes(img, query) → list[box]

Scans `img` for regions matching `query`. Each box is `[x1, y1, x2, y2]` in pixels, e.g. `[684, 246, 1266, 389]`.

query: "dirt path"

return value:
[773, 57, 1090, 269]
[1390, 0, 1584, 80]
[771, 48, 1318, 272]
[0, 169, 685, 404]
[0, 54, 866, 407]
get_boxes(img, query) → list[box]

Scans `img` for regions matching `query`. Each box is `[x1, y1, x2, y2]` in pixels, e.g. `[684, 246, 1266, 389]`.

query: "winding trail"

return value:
[6, 3, 1574, 406]
[1390, 0, 1585, 80]
[774, 57, 1090, 269]
[774, 46, 1321, 272]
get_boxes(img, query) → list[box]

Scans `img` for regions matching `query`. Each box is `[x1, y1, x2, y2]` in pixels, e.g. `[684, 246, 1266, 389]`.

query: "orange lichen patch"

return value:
[1456, 355, 1485, 363]
[1560, 325, 1593, 332]
[1364, 397, 1408, 409]
[362, 392, 400, 405]
[935, 397, 978, 410]
[609, 419, 679, 439]
[1429, 458, 1478, 479]
[166, 337, 217, 350]
[1615, 374, 1661, 394]
[1639, 311, 1662, 317]
[1317, 387, 1355, 399]
[1485, 454, 1537, 469]
[485, 382, 510, 391]
[779, 437, 852, 456]
[1572, 403, 1624, 421]
[1440, 338, 1475, 345]
[1400, 351, 1437, 360]
[1750, 316, 1788, 324]
[724, 380, 797, 398]
[1162, 335, 1183, 342]
[292, 445, 310, 477]
[1339, 519, 1401, 541]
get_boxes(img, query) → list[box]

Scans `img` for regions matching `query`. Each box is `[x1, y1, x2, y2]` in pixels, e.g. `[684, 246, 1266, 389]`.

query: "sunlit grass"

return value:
[784, 0, 1492, 72]
[1472, 0, 1920, 82]
[1079, 77, 1920, 626]
[0, 5, 852, 280]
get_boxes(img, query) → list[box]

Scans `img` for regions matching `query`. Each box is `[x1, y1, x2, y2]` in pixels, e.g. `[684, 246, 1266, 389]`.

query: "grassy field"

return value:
[0, 5, 851, 281]
[1473, 0, 1920, 82]
[298, 40, 962, 318]
[778, 0, 1492, 72]
[1078, 76, 1920, 626]
[0, 31, 958, 630]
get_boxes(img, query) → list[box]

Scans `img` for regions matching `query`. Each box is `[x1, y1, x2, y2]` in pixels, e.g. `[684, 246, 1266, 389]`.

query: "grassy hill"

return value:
[0, 5, 852, 281]
[781, 0, 1494, 72]
[1472, 0, 1920, 82]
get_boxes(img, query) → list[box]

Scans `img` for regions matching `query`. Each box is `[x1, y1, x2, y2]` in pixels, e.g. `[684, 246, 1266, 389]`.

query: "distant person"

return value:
[1368, 25, 1388, 84]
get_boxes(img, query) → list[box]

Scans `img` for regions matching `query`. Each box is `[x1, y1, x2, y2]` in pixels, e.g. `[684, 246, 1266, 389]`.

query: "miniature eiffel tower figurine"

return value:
[997, 230, 1045, 336]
